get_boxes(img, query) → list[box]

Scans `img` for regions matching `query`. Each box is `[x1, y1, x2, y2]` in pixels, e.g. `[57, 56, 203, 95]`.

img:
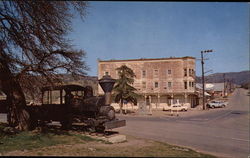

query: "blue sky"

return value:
[69, 2, 249, 77]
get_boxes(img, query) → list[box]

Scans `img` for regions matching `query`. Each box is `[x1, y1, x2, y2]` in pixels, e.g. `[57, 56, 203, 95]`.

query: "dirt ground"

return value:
[3, 135, 154, 156]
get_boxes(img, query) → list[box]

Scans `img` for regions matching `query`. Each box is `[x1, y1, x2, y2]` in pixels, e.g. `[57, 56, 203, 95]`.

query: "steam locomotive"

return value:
[28, 75, 126, 131]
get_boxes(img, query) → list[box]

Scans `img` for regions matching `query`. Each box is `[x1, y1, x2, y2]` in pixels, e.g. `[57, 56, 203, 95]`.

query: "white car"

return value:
[206, 100, 227, 108]
[163, 104, 188, 111]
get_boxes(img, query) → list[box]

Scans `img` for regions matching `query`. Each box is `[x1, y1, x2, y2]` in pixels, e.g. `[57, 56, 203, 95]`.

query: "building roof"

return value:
[196, 83, 225, 91]
[98, 56, 195, 63]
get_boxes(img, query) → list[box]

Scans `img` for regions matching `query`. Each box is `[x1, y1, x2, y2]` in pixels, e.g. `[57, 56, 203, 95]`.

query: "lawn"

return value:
[0, 123, 216, 157]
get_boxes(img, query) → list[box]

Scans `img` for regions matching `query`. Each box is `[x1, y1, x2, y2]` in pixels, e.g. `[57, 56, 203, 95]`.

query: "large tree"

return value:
[113, 65, 139, 114]
[0, 1, 89, 130]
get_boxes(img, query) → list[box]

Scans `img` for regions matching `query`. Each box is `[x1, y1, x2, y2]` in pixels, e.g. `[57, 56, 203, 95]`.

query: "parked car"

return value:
[163, 104, 188, 111]
[206, 100, 227, 109]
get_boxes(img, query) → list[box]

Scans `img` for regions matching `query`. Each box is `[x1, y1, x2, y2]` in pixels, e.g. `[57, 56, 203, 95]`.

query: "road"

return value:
[116, 88, 250, 158]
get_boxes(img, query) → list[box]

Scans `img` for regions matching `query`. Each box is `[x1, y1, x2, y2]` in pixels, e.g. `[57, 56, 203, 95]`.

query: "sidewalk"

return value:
[116, 105, 212, 118]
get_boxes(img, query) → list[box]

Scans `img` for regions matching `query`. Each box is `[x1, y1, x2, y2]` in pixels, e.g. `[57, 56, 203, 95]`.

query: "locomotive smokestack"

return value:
[98, 74, 116, 105]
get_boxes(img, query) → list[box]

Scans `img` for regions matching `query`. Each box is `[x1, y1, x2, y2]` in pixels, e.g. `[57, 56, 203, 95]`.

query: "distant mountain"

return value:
[196, 70, 250, 85]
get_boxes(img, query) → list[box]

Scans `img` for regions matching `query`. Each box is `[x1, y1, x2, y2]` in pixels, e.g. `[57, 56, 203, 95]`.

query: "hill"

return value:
[196, 70, 250, 85]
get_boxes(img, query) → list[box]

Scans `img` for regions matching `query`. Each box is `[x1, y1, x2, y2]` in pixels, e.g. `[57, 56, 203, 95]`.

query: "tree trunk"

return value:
[120, 99, 123, 114]
[0, 55, 31, 131]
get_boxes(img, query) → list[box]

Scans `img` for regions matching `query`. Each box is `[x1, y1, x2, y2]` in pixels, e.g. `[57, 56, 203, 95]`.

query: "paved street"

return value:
[116, 88, 249, 158]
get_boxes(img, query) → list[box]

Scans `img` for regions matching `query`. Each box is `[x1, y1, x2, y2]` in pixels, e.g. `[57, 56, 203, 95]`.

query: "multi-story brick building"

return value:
[98, 56, 199, 108]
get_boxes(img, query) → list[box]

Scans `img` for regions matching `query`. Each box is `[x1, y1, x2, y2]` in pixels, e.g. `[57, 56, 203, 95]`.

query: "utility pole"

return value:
[223, 73, 226, 97]
[229, 79, 232, 93]
[201, 51, 205, 110]
[201, 49, 213, 110]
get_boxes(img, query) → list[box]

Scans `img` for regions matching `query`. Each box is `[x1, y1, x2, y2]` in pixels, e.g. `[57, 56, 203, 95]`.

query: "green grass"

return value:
[0, 123, 99, 154]
[0, 132, 64, 152]
[71, 133, 96, 142]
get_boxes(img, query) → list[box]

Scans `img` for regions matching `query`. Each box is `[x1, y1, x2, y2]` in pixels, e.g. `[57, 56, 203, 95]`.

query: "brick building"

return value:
[98, 56, 199, 108]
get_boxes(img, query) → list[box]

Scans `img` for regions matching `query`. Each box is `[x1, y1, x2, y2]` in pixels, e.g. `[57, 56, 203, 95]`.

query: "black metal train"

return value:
[27, 75, 125, 131]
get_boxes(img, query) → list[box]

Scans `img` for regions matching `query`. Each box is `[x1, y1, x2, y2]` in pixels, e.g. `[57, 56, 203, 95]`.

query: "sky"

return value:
[68, 2, 249, 77]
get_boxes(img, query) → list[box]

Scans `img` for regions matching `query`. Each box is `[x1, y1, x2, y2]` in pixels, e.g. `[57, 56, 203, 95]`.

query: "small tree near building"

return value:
[113, 65, 139, 114]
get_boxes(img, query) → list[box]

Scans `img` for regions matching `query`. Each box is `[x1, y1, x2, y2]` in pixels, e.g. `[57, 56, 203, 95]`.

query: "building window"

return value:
[104, 71, 109, 75]
[168, 82, 172, 88]
[167, 69, 172, 75]
[142, 81, 146, 89]
[192, 82, 194, 87]
[154, 82, 159, 88]
[189, 69, 194, 76]
[184, 81, 187, 89]
[154, 69, 159, 78]
[142, 70, 146, 78]
[184, 69, 187, 76]
[191, 69, 195, 76]
[189, 81, 192, 87]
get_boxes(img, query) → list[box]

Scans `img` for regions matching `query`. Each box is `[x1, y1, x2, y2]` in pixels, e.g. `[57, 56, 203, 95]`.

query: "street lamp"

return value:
[98, 74, 116, 105]
[201, 49, 213, 110]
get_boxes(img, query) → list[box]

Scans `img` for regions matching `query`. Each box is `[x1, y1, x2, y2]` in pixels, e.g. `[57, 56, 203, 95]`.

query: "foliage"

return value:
[0, 1, 89, 84]
[113, 65, 139, 113]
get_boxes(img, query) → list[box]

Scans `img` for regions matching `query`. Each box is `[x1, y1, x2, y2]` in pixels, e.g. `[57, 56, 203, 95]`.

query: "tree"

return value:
[113, 65, 139, 114]
[0, 1, 88, 130]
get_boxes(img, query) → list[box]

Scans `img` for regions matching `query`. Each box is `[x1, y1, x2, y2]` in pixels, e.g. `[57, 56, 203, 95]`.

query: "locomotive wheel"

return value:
[87, 119, 97, 133]
[95, 125, 105, 133]
[61, 114, 72, 130]
[61, 120, 72, 130]
[29, 118, 38, 130]
[88, 126, 96, 133]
